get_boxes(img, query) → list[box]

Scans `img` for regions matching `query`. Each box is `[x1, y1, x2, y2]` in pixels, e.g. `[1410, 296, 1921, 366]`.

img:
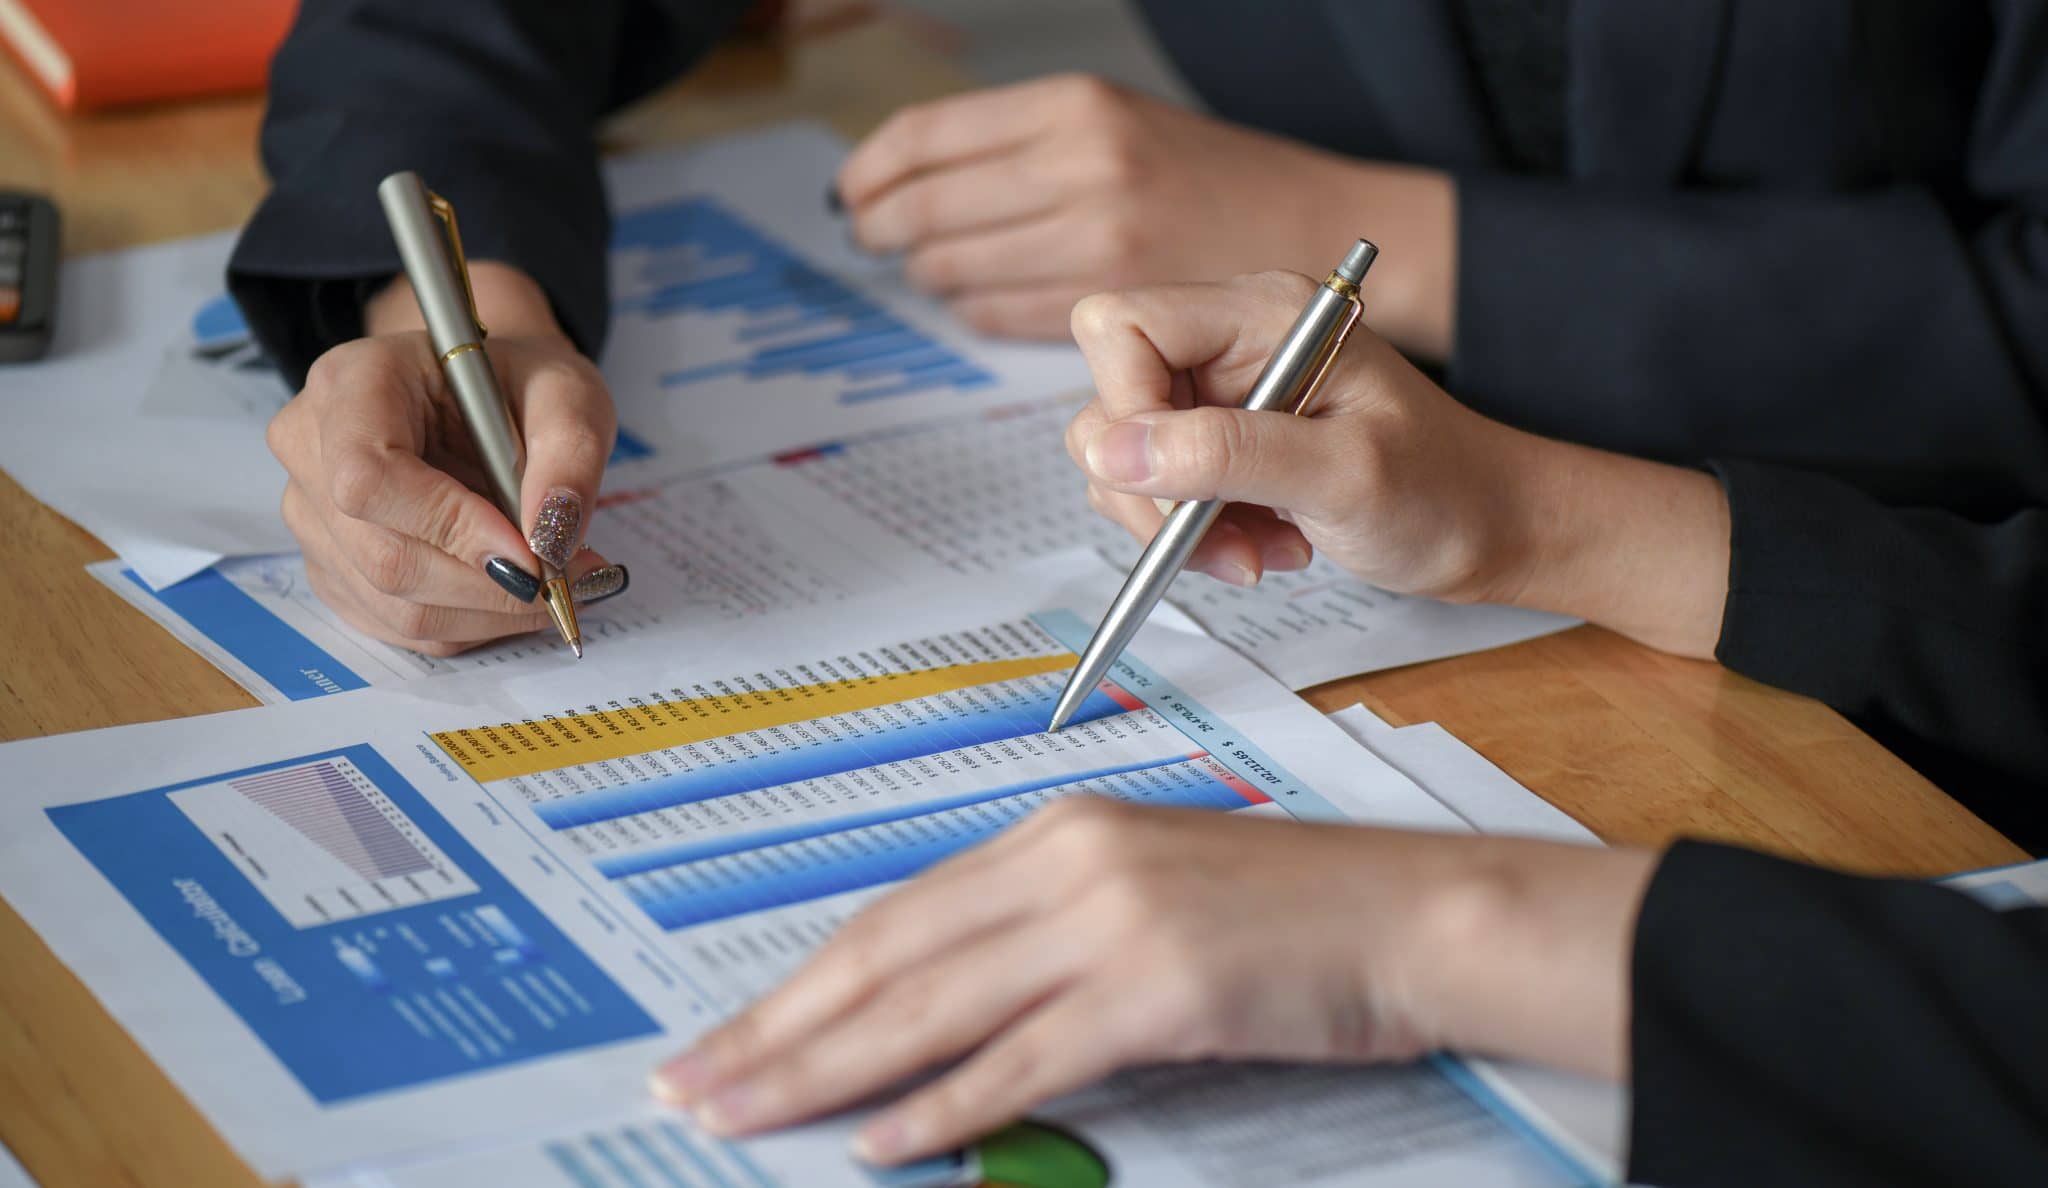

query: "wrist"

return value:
[1481, 426, 1732, 658]
[1399, 838, 1659, 1080]
[363, 261, 570, 343]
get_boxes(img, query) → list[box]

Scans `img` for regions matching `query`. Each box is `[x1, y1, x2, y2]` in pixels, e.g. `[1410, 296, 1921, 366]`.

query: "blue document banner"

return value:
[48, 744, 659, 1103]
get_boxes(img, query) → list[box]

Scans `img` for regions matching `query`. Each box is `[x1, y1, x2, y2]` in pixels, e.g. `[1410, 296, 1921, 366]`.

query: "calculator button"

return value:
[0, 236, 21, 262]
[0, 260, 20, 286]
[0, 285, 19, 323]
[0, 208, 22, 234]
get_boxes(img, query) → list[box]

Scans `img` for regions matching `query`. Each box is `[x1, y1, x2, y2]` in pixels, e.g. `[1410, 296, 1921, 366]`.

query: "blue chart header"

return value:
[48, 744, 658, 1103]
[123, 568, 367, 702]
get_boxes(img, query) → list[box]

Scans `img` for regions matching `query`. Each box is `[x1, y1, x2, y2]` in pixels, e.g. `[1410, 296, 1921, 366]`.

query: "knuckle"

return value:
[904, 244, 957, 292]
[389, 599, 440, 641]
[357, 532, 417, 597]
[327, 448, 386, 519]
[1068, 292, 1128, 346]
[1057, 72, 1120, 114]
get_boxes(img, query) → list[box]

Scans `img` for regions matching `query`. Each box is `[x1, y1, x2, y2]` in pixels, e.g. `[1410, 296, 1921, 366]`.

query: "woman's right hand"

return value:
[1065, 272, 1531, 601]
[265, 263, 625, 656]
[1065, 273, 1734, 657]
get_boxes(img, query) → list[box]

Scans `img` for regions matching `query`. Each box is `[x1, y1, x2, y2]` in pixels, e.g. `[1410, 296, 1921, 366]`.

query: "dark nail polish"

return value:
[572, 563, 630, 605]
[825, 183, 844, 214]
[484, 556, 542, 603]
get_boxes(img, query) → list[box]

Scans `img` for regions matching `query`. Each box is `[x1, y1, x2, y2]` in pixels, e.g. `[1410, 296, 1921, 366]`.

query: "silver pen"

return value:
[1047, 239, 1377, 731]
[377, 171, 584, 657]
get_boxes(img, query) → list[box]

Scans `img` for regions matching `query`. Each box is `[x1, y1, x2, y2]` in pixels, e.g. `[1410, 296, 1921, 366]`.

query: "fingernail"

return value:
[695, 1085, 753, 1135]
[483, 557, 541, 603]
[528, 488, 583, 570]
[1273, 541, 1312, 571]
[1205, 561, 1257, 587]
[652, 1052, 712, 1103]
[825, 183, 845, 214]
[572, 564, 630, 605]
[1086, 421, 1152, 483]
[854, 1116, 910, 1163]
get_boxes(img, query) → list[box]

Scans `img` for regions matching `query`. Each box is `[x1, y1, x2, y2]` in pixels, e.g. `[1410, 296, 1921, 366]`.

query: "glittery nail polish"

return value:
[483, 556, 542, 603]
[571, 564, 630, 605]
[527, 489, 582, 570]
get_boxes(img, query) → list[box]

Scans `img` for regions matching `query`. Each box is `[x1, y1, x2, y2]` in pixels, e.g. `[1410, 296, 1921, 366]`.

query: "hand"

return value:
[837, 75, 1457, 358]
[1065, 274, 1734, 657]
[651, 798, 1656, 1166]
[266, 263, 625, 656]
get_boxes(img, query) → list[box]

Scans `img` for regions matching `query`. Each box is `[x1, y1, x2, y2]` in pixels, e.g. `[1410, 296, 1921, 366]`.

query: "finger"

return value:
[1080, 407, 1350, 519]
[509, 353, 616, 571]
[949, 285, 1091, 341]
[850, 149, 1062, 255]
[322, 435, 531, 570]
[838, 78, 1076, 208]
[660, 814, 1080, 1102]
[1069, 276, 1318, 419]
[904, 216, 1109, 296]
[1085, 484, 1272, 586]
[690, 914, 1087, 1137]
[854, 979, 1143, 1165]
[340, 579, 559, 646]
[323, 513, 551, 612]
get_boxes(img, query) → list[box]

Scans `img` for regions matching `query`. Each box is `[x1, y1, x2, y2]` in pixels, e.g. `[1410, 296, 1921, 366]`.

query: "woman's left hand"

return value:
[649, 798, 1654, 1166]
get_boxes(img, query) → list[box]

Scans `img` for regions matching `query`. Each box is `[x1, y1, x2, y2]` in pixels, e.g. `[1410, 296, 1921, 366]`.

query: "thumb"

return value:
[1080, 406, 1339, 516]
[513, 352, 618, 571]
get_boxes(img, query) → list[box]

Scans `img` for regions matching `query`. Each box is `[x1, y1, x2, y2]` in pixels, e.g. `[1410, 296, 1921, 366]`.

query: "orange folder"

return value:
[0, 0, 294, 111]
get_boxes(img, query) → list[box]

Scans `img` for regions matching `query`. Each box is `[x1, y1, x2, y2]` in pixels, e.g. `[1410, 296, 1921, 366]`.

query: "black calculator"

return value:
[0, 191, 59, 363]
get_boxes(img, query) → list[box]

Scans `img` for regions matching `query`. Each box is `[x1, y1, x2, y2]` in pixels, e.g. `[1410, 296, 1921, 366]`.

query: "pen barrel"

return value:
[443, 345, 528, 522]
[1239, 283, 1360, 415]
[378, 173, 485, 358]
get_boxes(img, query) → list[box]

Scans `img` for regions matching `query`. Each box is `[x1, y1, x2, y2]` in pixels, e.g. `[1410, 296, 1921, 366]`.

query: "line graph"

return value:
[171, 755, 478, 928]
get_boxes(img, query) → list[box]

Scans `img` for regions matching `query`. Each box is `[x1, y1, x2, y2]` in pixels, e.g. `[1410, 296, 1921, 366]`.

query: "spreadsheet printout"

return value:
[0, 558, 1590, 1187]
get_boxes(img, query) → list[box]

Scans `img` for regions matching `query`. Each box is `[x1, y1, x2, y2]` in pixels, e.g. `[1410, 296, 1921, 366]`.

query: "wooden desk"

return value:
[0, 18, 2025, 1188]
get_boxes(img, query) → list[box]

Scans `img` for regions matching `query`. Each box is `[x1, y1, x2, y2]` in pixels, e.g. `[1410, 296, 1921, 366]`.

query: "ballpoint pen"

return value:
[378, 171, 584, 657]
[1047, 238, 1378, 731]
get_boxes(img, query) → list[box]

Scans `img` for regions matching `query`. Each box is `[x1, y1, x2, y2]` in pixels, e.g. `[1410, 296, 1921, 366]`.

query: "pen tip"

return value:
[571, 640, 584, 659]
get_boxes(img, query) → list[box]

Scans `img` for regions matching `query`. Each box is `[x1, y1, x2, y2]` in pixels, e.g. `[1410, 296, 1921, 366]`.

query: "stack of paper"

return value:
[0, 557, 1610, 1188]
[2, 121, 1570, 695]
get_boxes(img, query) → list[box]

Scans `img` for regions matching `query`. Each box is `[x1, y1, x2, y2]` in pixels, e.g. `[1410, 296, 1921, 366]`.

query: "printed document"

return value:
[0, 557, 1595, 1186]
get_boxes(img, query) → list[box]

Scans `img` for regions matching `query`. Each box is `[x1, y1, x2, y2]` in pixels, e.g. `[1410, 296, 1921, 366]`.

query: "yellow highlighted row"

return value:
[431, 654, 1070, 783]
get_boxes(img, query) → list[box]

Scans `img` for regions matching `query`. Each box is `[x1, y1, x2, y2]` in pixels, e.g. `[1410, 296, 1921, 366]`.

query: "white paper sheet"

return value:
[1324, 705, 1597, 845]
[0, 555, 1595, 1187]
[0, 1138, 33, 1188]
[88, 396, 1574, 701]
[0, 122, 1087, 588]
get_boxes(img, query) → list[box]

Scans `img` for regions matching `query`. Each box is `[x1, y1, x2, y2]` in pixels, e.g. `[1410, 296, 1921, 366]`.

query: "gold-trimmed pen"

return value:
[378, 172, 585, 658]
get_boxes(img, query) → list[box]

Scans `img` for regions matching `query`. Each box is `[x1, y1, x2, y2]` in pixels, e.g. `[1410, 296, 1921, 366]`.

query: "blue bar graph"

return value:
[617, 759, 1258, 930]
[531, 680, 1131, 829]
[612, 197, 998, 405]
[590, 755, 1182, 878]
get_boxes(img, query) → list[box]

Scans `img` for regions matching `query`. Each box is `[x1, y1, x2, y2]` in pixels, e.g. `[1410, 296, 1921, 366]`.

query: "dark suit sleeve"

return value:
[1627, 840, 2048, 1185]
[226, 0, 751, 387]
[1449, 2, 2048, 504]
[1709, 459, 2048, 834]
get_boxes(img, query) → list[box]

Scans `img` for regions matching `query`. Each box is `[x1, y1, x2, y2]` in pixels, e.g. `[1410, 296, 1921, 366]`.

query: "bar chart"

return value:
[434, 616, 1320, 939]
[613, 197, 998, 406]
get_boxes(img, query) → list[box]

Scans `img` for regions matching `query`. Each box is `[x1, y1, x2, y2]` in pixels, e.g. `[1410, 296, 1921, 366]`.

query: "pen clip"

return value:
[1290, 297, 1364, 416]
[426, 189, 488, 340]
